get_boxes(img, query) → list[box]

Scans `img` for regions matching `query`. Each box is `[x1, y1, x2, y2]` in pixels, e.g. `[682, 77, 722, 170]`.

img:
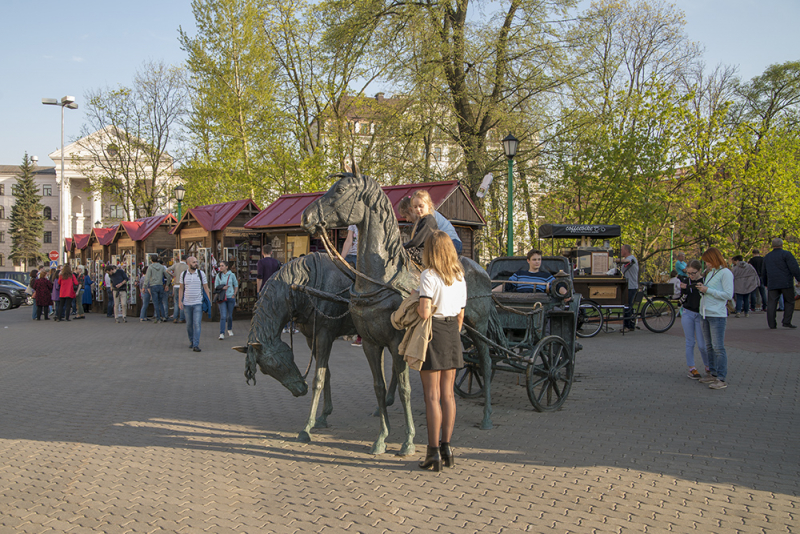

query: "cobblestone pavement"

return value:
[0, 306, 798, 533]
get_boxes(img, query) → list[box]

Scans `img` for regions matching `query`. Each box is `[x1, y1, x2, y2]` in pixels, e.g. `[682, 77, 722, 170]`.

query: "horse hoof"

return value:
[370, 441, 387, 455]
[313, 419, 328, 429]
[479, 421, 493, 430]
[296, 431, 312, 443]
[397, 443, 415, 457]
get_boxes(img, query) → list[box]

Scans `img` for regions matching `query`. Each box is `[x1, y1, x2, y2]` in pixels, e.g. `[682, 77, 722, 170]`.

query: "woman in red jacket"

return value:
[57, 264, 78, 322]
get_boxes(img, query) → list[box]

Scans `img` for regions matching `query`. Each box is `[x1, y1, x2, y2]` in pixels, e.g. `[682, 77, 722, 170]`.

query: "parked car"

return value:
[0, 271, 29, 285]
[0, 279, 26, 310]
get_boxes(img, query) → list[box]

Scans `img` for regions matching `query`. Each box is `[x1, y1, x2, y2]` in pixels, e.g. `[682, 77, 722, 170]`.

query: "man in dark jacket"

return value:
[762, 238, 800, 329]
[748, 250, 766, 312]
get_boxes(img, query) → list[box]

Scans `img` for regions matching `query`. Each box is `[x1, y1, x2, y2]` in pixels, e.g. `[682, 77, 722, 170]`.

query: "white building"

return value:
[0, 128, 178, 270]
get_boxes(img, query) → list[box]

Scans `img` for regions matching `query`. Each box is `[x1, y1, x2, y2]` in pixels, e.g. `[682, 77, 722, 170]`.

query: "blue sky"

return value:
[1, 0, 798, 167]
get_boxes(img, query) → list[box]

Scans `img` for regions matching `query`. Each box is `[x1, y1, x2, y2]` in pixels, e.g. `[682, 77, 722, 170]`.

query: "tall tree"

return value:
[9, 154, 46, 268]
[180, 0, 288, 206]
[78, 60, 186, 221]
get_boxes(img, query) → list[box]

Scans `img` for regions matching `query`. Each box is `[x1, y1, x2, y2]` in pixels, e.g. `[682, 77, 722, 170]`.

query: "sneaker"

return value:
[193, 346, 202, 352]
[734, 312, 740, 318]
[744, 312, 749, 318]
[687, 369, 701, 380]
[219, 333, 225, 340]
[173, 319, 179, 324]
[293, 328, 300, 334]
[699, 375, 717, 384]
[282, 327, 290, 334]
[227, 330, 234, 337]
[709, 379, 727, 389]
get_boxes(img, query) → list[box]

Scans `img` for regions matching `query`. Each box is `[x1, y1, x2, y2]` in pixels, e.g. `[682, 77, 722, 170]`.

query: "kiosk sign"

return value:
[48, 250, 59, 261]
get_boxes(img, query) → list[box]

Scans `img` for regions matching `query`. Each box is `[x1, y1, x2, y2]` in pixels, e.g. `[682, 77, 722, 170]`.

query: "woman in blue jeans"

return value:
[679, 260, 709, 379]
[215, 261, 238, 340]
[697, 247, 734, 390]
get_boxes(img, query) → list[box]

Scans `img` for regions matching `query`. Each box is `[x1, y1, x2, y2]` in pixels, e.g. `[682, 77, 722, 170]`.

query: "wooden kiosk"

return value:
[539, 224, 628, 306]
[86, 225, 118, 313]
[171, 199, 261, 315]
[244, 180, 486, 262]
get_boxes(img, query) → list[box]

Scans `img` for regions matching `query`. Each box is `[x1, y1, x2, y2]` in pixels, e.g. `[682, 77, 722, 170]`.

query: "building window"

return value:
[433, 146, 443, 162]
[0, 254, 4, 267]
[42, 184, 52, 196]
[43, 231, 52, 244]
[109, 204, 125, 218]
[0, 206, 4, 219]
[0, 231, 4, 243]
[43, 206, 52, 220]
[0, 184, 4, 195]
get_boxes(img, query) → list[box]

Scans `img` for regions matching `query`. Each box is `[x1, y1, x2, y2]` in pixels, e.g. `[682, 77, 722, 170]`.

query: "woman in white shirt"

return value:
[417, 231, 467, 472]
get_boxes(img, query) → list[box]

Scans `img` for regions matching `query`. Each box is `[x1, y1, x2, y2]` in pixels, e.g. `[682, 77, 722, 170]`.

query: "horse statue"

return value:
[233, 253, 359, 443]
[302, 173, 501, 456]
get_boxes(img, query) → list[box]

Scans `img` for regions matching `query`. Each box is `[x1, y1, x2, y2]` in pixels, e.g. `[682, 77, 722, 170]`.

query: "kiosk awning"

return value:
[539, 224, 622, 239]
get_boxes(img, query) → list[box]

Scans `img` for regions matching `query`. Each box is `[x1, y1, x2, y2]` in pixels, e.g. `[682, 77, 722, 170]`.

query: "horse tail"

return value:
[487, 304, 508, 349]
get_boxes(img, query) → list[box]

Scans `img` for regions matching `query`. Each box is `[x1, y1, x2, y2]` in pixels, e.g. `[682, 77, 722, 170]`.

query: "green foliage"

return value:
[9, 154, 46, 267]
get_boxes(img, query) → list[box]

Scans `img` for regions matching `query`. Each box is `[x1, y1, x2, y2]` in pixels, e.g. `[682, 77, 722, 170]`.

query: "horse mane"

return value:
[356, 174, 404, 262]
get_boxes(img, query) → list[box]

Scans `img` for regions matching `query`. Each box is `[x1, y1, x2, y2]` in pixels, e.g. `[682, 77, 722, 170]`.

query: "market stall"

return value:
[244, 179, 486, 262]
[171, 199, 261, 315]
[539, 224, 627, 306]
[86, 225, 118, 313]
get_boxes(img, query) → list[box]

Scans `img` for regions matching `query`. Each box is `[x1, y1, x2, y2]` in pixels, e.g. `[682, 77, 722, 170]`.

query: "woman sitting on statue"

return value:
[402, 190, 438, 265]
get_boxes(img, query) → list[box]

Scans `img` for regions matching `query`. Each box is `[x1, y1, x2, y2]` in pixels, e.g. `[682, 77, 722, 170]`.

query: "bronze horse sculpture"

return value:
[234, 253, 358, 443]
[302, 173, 502, 456]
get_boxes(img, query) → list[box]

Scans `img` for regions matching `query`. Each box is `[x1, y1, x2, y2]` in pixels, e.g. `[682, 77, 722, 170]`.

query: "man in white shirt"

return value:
[179, 256, 211, 352]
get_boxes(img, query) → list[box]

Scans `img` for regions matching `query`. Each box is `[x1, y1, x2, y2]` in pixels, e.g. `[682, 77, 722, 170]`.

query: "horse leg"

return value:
[297, 348, 330, 443]
[386, 363, 398, 407]
[477, 337, 493, 430]
[316, 366, 333, 428]
[388, 339, 416, 456]
[363, 341, 390, 455]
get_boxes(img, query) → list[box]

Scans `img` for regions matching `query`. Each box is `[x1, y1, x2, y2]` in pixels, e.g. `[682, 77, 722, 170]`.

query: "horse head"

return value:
[302, 173, 377, 236]
[235, 340, 309, 397]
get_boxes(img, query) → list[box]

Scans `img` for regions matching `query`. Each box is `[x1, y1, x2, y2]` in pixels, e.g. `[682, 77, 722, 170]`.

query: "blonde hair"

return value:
[422, 231, 463, 286]
[411, 190, 434, 216]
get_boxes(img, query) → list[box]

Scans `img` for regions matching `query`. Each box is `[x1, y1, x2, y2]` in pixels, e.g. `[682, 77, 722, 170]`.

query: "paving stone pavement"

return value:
[0, 306, 798, 533]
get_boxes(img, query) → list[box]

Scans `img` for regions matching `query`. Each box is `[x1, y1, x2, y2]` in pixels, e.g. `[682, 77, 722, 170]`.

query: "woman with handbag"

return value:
[416, 231, 467, 472]
[697, 247, 734, 390]
[57, 264, 79, 322]
[216, 261, 238, 340]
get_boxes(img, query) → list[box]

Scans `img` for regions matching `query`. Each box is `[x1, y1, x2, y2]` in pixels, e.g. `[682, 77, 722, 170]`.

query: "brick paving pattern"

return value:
[0, 306, 798, 533]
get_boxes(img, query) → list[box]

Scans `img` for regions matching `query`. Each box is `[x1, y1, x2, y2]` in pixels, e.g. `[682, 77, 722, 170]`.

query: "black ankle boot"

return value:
[440, 442, 454, 468]
[418, 445, 441, 472]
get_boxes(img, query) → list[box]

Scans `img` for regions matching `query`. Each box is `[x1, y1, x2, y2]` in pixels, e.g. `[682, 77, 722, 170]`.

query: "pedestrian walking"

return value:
[104, 267, 114, 317]
[748, 250, 767, 312]
[109, 265, 129, 323]
[167, 258, 188, 323]
[697, 248, 734, 390]
[143, 258, 168, 323]
[179, 256, 211, 352]
[678, 260, 709, 379]
[31, 270, 53, 320]
[415, 230, 467, 472]
[762, 238, 800, 329]
[730, 255, 760, 317]
[74, 265, 87, 319]
[256, 244, 281, 294]
[57, 264, 78, 322]
[215, 260, 238, 340]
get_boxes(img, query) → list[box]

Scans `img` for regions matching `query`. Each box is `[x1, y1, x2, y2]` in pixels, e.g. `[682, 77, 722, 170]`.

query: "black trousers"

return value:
[624, 288, 638, 329]
[37, 304, 50, 320]
[767, 287, 795, 328]
[57, 297, 73, 320]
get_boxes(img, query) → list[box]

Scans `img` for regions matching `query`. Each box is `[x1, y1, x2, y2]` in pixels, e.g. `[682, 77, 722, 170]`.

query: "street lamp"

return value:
[669, 220, 675, 272]
[174, 184, 186, 221]
[502, 134, 519, 257]
[94, 220, 102, 229]
[42, 95, 78, 264]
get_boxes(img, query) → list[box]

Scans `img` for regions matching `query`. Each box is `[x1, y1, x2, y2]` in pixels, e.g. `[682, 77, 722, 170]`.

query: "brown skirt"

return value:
[422, 316, 464, 371]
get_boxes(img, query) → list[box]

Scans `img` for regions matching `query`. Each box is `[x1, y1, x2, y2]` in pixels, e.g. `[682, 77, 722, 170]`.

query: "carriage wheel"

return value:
[576, 299, 603, 338]
[526, 336, 573, 412]
[641, 297, 675, 333]
[454, 362, 496, 399]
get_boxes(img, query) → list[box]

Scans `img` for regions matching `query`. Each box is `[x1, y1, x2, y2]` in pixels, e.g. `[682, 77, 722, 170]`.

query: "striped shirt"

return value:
[182, 269, 207, 305]
[505, 269, 554, 293]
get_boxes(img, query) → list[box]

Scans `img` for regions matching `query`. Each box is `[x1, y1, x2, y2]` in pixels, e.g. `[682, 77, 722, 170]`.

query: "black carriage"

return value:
[457, 255, 580, 412]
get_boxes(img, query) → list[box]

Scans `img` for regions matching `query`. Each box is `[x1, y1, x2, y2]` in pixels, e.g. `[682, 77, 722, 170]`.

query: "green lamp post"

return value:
[502, 134, 519, 257]
[174, 185, 186, 221]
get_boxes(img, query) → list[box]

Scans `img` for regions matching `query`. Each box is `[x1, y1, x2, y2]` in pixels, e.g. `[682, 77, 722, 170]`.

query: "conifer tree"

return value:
[9, 154, 46, 269]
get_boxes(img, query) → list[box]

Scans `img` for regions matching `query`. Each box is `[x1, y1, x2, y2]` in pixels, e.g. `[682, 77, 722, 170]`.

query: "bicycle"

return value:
[578, 282, 676, 336]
